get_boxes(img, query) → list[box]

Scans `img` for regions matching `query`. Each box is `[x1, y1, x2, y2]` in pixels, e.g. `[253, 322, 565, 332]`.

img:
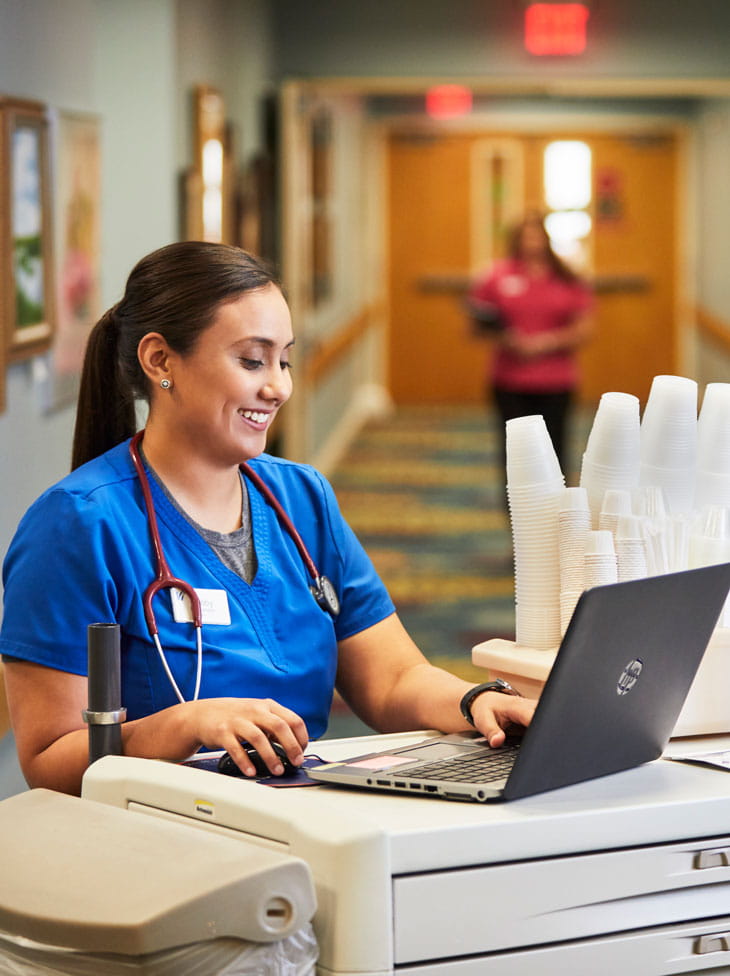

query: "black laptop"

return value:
[308, 564, 730, 802]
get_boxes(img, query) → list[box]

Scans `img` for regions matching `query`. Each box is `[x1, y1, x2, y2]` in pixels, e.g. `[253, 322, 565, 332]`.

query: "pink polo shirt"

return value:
[469, 259, 593, 392]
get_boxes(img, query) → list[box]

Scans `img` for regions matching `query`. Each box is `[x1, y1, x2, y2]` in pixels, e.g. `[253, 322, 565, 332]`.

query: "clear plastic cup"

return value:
[640, 374, 698, 470]
[506, 415, 563, 486]
[583, 391, 641, 469]
[507, 478, 565, 501]
[698, 382, 730, 474]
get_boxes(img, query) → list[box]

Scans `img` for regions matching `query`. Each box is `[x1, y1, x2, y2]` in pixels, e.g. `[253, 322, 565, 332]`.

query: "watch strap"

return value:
[459, 679, 521, 727]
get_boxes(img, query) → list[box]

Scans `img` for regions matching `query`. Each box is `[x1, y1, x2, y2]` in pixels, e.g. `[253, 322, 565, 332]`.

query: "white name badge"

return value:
[171, 587, 231, 626]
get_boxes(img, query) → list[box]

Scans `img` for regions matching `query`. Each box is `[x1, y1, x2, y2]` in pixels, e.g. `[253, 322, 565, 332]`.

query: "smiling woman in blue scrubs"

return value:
[0, 242, 535, 795]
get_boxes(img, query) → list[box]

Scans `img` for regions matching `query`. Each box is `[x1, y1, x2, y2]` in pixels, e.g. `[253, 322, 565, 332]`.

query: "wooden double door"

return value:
[388, 127, 681, 406]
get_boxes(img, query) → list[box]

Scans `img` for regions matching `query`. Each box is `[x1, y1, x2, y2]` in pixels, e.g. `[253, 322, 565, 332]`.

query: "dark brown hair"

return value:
[71, 241, 279, 469]
[507, 212, 579, 284]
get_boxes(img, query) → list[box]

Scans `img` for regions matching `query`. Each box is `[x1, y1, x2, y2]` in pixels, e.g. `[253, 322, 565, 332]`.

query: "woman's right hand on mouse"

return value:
[151, 697, 309, 777]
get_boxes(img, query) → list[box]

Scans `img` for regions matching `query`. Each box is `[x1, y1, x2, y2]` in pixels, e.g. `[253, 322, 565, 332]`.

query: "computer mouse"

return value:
[217, 741, 298, 778]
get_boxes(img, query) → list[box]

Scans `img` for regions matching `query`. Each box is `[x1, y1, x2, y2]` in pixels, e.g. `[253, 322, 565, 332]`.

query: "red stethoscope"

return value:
[129, 430, 340, 703]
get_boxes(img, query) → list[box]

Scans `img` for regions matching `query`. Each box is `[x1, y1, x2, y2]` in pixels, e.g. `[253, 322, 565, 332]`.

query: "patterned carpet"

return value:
[323, 404, 515, 738]
[322, 403, 591, 738]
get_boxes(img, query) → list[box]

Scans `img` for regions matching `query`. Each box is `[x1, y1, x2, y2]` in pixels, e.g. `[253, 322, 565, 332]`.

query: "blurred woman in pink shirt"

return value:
[468, 212, 594, 477]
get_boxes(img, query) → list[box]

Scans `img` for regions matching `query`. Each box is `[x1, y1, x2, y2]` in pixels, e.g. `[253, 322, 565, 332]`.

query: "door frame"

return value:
[382, 112, 693, 396]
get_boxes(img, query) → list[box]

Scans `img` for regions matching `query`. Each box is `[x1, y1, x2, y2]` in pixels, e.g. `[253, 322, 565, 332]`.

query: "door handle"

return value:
[696, 932, 730, 955]
[416, 273, 470, 294]
[695, 848, 730, 869]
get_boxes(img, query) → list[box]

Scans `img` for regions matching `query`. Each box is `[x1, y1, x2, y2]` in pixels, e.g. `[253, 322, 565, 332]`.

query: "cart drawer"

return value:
[396, 915, 730, 975]
[393, 835, 730, 963]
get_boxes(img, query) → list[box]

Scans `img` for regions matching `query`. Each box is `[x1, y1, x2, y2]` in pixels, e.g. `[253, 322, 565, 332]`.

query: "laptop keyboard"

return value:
[390, 744, 521, 784]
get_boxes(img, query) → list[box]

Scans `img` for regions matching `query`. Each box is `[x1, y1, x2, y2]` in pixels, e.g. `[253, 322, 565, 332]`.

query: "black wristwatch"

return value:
[459, 679, 521, 727]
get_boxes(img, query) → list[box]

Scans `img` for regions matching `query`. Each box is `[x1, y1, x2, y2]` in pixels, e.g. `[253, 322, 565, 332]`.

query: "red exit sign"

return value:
[425, 84, 473, 119]
[524, 3, 590, 56]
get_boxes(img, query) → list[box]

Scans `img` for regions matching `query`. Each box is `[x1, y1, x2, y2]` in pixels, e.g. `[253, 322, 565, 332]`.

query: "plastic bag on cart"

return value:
[0, 924, 318, 976]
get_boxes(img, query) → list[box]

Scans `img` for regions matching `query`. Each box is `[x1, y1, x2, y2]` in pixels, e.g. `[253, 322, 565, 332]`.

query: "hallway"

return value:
[323, 403, 589, 739]
[2, 0, 730, 797]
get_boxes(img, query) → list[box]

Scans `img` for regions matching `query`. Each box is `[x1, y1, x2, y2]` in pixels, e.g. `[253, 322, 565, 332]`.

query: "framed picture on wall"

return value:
[0, 97, 55, 363]
[183, 85, 235, 244]
[35, 108, 102, 412]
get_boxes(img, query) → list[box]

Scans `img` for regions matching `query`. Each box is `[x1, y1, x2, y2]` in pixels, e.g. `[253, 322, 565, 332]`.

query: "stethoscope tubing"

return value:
[130, 431, 204, 703]
[241, 461, 320, 581]
[128, 430, 338, 704]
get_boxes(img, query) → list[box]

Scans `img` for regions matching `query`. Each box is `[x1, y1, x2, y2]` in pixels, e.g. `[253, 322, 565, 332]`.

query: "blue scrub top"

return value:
[0, 441, 394, 737]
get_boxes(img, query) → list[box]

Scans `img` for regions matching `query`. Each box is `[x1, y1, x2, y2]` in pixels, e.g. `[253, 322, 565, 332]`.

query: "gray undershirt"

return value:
[143, 451, 258, 584]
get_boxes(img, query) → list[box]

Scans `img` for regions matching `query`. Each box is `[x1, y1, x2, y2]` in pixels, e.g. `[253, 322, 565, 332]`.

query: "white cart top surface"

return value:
[83, 731, 730, 875]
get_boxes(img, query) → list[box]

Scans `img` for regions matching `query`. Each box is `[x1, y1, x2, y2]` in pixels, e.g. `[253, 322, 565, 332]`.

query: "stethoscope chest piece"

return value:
[310, 575, 340, 618]
[240, 461, 341, 618]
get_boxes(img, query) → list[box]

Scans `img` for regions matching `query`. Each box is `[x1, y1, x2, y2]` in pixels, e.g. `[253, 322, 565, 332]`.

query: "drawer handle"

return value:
[695, 848, 730, 869]
[697, 933, 730, 955]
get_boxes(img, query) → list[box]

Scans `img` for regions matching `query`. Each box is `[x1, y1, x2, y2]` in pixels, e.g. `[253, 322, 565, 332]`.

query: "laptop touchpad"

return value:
[398, 742, 478, 761]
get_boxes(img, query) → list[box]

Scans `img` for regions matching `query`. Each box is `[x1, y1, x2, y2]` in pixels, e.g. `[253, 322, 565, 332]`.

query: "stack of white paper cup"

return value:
[598, 488, 632, 536]
[696, 383, 730, 509]
[615, 514, 648, 582]
[583, 530, 618, 589]
[639, 375, 697, 515]
[579, 392, 641, 527]
[558, 486, 591, 635]
[506, 415, 564, 650]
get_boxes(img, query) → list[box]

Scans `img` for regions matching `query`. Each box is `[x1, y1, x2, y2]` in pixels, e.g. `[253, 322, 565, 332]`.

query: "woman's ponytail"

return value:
[71, 304, 137, 470]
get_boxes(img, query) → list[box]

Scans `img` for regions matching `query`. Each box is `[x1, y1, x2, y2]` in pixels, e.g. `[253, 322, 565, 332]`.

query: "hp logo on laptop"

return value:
[617, 658, 643, 696]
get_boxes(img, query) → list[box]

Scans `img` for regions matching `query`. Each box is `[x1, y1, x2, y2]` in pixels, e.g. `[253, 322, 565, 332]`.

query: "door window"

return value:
[543, 139, 592, 272]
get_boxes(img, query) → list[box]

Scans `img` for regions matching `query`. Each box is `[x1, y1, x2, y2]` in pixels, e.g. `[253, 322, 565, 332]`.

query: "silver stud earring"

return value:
[160, 378, 172, 390]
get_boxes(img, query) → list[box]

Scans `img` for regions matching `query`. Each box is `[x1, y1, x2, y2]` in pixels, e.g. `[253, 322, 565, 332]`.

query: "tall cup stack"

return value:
[506, 416, 564, 650]
[503, 376, 730, 666]
[579, 392, 641, 528]
[639, 375, 697, 515]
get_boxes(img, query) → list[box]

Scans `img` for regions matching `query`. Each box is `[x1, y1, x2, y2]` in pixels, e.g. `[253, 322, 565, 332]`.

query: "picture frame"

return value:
[183, 85, 235, 243]
[0, 97, 55, 364]
[35, 108, 102, 412]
